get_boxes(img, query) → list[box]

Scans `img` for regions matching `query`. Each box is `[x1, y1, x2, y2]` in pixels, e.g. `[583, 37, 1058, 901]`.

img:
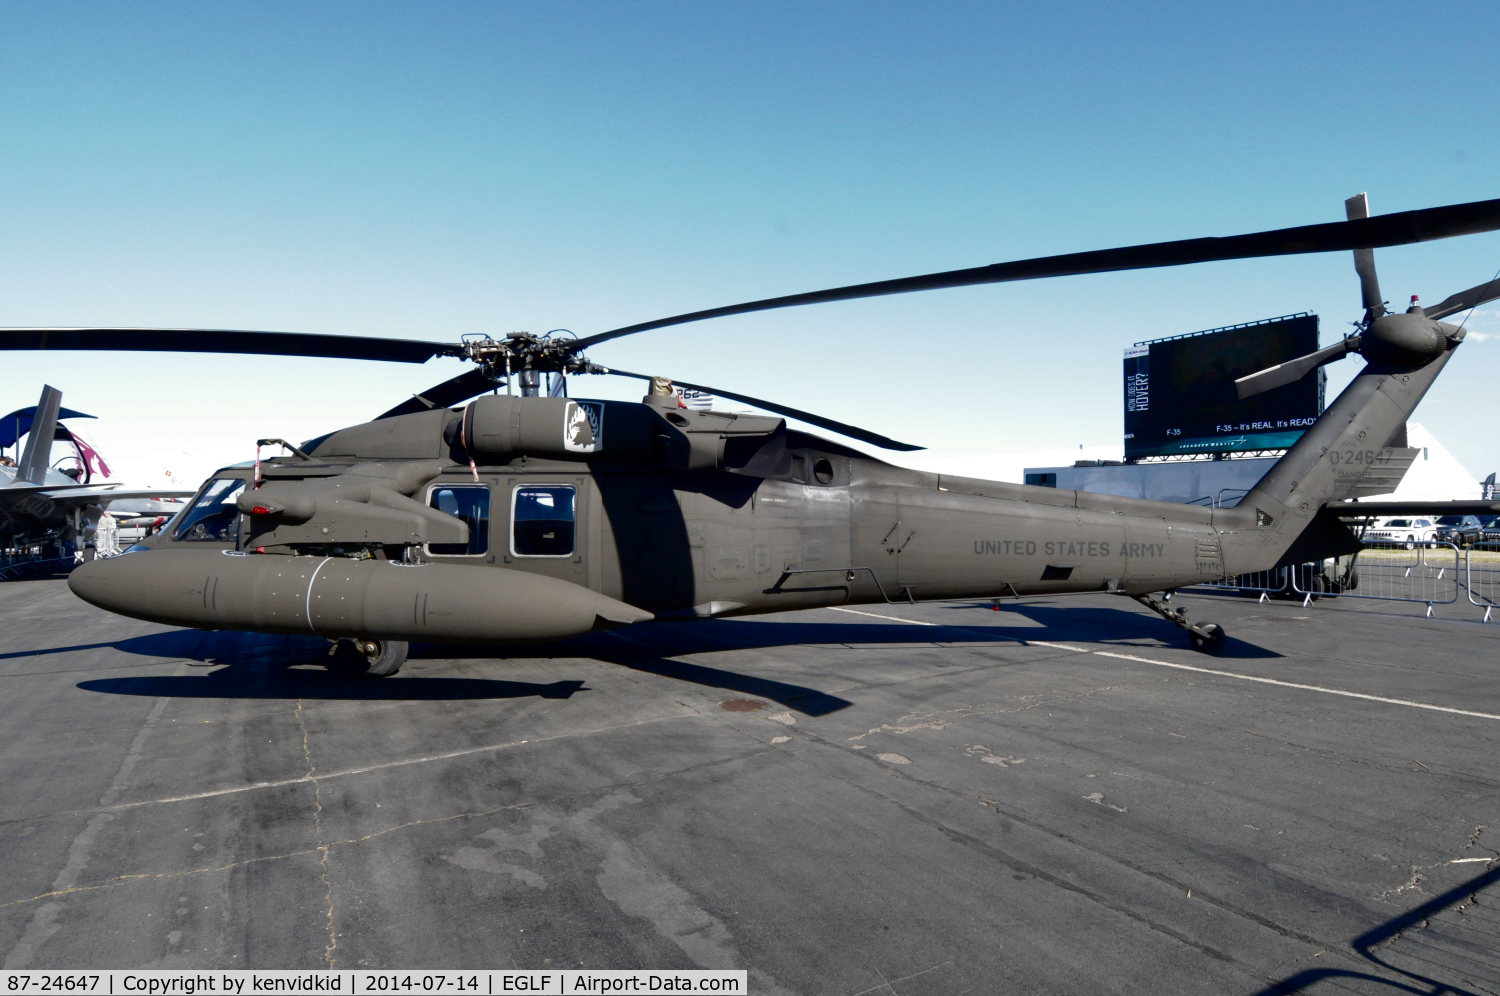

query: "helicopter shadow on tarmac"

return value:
[68, 597, 1278, 709]
[936, 599, 1284, 659]
[1251, 863, 1500, 995]
[429, 599, 1280, 714]
[74, 629, 590, 702]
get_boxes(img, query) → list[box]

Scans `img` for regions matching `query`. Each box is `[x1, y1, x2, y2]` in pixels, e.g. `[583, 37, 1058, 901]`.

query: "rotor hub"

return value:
[459, 331, 603, 385]
[1360, 311, 1455, 368]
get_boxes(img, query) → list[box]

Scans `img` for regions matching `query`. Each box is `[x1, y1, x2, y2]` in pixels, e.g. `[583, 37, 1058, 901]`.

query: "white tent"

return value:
[1359, 423, 1482, 503]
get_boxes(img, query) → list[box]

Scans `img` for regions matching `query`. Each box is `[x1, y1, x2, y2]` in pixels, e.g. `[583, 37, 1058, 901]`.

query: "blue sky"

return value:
[2, 1, 1497, 484]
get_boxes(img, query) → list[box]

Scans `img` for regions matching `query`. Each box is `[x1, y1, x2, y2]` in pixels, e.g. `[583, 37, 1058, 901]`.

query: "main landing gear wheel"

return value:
[1188, 623, 1227, 654]
[331, 638, 409, 677]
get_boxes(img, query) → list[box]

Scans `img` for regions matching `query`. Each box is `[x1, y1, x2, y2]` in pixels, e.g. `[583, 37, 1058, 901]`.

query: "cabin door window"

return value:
[512, 485, 577, 557]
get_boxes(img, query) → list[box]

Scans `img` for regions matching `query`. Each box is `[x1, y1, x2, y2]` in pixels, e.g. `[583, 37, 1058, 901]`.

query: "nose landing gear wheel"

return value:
[332, 638, 409, 677]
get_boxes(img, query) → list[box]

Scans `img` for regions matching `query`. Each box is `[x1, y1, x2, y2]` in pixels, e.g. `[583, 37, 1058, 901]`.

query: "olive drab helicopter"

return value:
[6, 194, 1500, 676]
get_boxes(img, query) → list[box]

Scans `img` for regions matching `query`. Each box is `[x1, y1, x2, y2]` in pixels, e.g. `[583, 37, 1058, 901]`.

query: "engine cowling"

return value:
[457, 396, 601, 461]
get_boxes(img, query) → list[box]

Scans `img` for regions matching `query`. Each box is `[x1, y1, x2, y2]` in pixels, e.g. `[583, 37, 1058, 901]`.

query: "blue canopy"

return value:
[0, 406, 96, 450]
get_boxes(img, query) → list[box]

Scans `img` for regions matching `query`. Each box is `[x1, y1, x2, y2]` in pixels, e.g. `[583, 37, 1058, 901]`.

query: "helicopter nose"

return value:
[68, 552, 152, 617]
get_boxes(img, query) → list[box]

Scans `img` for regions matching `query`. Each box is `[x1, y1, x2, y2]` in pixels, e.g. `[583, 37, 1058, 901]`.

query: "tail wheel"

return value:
[1189, 623, 1227, 654]
[333, 638, 409, 677]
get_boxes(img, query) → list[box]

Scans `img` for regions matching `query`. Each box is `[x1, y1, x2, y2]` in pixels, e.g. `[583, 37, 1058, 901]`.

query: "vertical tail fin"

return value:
[1218, 349, 1454, 573]
[14, 385, 62, 486]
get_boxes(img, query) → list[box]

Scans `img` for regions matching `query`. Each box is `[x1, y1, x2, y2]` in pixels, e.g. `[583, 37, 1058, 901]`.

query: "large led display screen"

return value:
[1124, 314, 1324, 459]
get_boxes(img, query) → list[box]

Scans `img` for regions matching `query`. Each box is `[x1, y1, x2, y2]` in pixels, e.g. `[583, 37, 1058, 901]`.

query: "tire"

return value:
[1344, 567, 1359, 591]
[1189, 623, 1227, 653]
[1405, 534, 1415, 550]
[333, 638, 408, 677]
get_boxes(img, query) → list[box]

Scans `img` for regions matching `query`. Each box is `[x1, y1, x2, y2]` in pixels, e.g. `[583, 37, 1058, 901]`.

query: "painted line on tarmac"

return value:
[815, 609, 1497, 719]
[823, 610, 1087, 646]
[827, 607, 940, 626]
[1090, 650, 1500, 722]
[85, 712, 695, 815]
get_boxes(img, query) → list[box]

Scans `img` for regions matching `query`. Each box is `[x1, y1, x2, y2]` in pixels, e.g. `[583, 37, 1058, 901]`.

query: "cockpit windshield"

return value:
[173, 478, 245, 542]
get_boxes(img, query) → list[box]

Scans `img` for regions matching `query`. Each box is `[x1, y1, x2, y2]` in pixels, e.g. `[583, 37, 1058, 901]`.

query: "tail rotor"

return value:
[1236, 192, 1499, 401]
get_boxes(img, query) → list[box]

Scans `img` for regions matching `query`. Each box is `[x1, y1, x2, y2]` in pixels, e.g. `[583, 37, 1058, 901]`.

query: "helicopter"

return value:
[6, 194, 1500, 675]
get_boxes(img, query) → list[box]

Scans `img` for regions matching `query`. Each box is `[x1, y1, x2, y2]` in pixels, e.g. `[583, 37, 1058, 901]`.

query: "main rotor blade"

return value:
[378, 368, 502, 419]
[1421, 277, 1500, 322]
[568, 197, 1500, 351]
[601, 368, 924, 451]
[1345, 193, 1385, 318]
[0, 328, 462, 363]
[1234, 340, 1355, 400]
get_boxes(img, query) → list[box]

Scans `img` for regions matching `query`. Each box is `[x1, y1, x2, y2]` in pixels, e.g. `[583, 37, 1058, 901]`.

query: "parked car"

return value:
[1434, 515, 1484, 547]
[1479, 515, 1500, 546]
[1363, 517, 1439, 547]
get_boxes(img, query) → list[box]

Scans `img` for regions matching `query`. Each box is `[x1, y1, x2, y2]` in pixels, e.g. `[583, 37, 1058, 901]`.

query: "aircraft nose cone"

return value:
[68, 553, 141, 614]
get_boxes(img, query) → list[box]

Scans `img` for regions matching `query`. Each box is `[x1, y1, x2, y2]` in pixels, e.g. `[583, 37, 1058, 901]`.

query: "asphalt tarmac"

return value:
[1, 578, 1497, 995]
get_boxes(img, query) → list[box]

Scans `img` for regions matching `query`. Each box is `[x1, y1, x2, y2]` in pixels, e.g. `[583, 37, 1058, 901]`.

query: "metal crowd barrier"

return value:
[1191, 543, 1476, 615]
[0, 555, 75, 582]
[1196, 568, 1290, 600]
[1464, 541, 1500, 623]
[1294, 542, 1461, 616]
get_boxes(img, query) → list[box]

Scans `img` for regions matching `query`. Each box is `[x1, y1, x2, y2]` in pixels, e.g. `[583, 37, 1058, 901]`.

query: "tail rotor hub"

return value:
[1359, 310, 1454, 368]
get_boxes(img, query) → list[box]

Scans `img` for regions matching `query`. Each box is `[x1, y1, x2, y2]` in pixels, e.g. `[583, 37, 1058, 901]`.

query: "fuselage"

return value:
[138, 442, 1231, 623]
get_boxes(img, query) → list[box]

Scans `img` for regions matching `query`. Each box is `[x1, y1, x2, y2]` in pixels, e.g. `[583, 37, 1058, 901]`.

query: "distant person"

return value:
[95, 512, 121, 557]
[0, 455, 15, 467]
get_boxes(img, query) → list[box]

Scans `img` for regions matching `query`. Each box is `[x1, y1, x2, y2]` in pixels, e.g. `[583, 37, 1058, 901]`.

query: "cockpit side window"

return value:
[173, 479, 246, 542]
[427, 485, 490, 556]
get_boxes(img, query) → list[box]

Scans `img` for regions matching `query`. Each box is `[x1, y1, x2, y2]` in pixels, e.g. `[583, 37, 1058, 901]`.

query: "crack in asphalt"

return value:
[295, 698, 337, 968]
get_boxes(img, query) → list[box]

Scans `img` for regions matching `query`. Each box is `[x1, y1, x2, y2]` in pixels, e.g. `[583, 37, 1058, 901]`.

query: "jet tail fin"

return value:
[13, 385, 62, 486]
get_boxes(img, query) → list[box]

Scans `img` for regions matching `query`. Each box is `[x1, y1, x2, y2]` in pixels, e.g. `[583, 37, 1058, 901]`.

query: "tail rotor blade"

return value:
[1421, 277, 1500, 322]
[1234, 340, 1354, 400]
[1345, 193, 1385, 319]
